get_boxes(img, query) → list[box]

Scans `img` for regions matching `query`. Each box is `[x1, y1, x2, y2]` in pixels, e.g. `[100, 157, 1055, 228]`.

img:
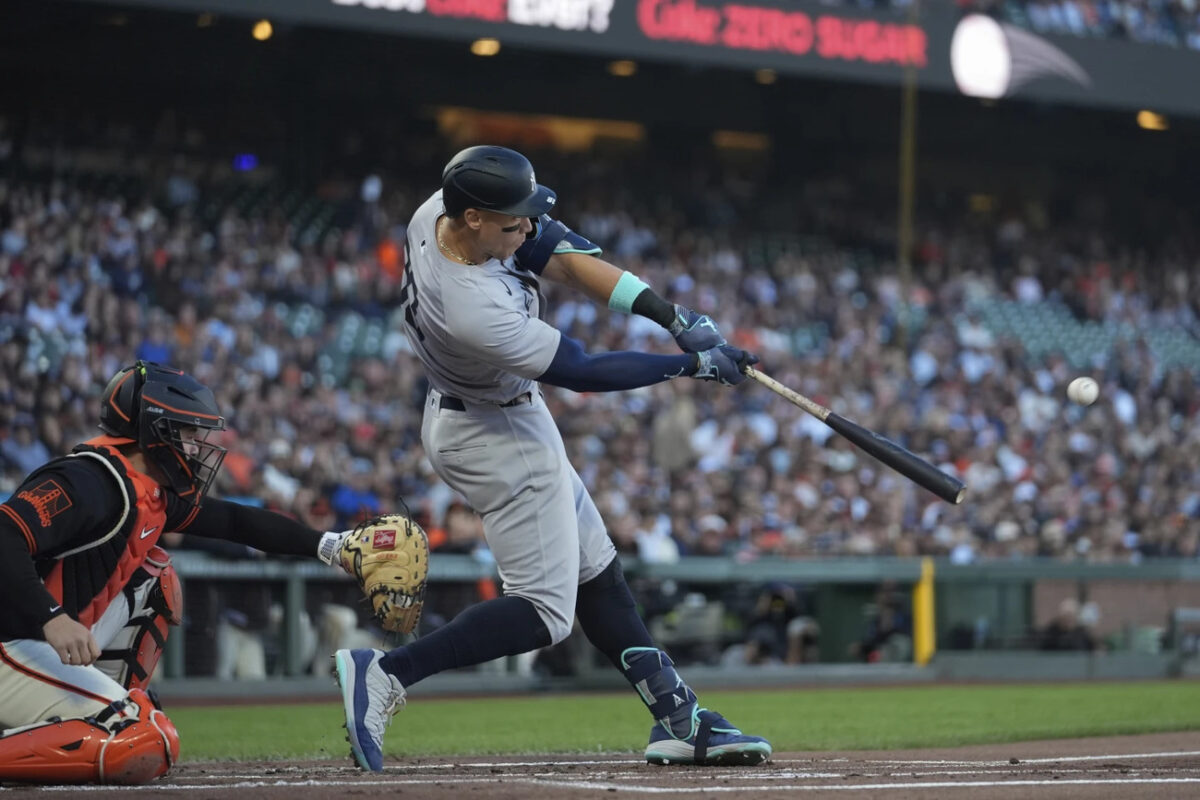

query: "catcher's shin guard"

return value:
[0, 689, 179, 784]
[98, 546, 182, 691]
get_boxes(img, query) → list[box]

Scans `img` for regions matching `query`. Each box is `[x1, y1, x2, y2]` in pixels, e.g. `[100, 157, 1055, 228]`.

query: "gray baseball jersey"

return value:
[401, 191, 616, 643]
[401, 191, 561, 404]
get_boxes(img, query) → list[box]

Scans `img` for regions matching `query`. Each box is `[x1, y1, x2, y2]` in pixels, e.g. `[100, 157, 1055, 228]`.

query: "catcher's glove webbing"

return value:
[339, 513, 430, 634]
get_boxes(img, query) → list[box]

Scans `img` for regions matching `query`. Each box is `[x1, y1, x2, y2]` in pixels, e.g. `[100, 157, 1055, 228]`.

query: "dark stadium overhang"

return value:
[64, 0, 1200, 118]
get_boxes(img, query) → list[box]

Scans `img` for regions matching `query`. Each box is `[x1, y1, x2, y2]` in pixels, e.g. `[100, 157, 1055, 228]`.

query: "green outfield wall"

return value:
[162, 553, 1200, 693]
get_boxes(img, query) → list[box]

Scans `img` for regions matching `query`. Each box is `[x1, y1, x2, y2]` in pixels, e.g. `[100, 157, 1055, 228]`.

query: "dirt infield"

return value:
[3, 731, 1198, 798]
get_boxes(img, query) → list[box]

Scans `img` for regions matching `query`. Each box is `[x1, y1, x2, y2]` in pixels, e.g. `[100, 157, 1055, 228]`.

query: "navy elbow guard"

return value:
[515, 215, 601, 272]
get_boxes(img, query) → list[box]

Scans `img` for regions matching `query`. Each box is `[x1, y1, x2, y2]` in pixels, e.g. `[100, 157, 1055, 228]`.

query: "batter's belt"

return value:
[438, 392, 532, 411]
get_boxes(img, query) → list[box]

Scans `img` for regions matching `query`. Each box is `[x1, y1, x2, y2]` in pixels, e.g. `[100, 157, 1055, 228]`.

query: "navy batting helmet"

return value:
[99, 361, 227, 504]
[441, 146, 556, 218]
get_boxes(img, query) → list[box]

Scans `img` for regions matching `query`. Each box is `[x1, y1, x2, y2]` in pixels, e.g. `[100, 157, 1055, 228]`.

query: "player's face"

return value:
[478, 211, 533, 260]
[176, 425, 202, 458]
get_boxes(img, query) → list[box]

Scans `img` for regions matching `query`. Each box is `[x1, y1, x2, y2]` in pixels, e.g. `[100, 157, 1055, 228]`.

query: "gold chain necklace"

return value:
[437, 221, 477, 265]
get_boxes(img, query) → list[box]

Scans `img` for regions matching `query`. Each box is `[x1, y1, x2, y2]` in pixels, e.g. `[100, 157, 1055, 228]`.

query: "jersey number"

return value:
[399, 240, 424, 341]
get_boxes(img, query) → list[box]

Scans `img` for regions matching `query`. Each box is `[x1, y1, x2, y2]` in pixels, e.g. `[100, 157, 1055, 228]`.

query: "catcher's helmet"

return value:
[441, 145, 556, 218]
[99, 361, 227, 504]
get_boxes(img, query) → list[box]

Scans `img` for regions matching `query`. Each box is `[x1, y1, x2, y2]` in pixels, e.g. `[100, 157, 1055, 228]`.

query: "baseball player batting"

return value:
[334, 145, 771, 771]
[0, 361, 400, 784]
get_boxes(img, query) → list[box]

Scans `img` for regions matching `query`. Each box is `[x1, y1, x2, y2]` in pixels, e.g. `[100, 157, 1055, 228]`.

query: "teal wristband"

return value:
[608, 271, 650, 314]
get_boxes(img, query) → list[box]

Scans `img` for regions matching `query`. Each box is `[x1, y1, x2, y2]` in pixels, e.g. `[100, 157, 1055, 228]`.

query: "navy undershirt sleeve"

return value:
[538, 335, 697, 393]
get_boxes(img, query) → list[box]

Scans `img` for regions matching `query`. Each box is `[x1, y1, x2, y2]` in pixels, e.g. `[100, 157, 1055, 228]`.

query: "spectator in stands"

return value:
[1040, 597, 1099, 651]
[741, 582, 820, 665]
[851, 583, 913, 663]
[0, 137, 1197, 568]
[329, 458, 382, 530]
[1, 421, 51, 477]
[952, 0, 1200, 50]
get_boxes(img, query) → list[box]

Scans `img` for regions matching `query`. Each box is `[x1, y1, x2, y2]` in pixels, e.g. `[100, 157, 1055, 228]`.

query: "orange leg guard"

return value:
[0, 689, 179, 785]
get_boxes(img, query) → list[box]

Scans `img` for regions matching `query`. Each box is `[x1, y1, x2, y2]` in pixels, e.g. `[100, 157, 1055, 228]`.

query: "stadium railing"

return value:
[164, 552, 1200, 684]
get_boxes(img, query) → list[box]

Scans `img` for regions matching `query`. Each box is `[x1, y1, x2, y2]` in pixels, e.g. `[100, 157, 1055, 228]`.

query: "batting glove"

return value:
[669, 305, 726, 353]
[691, 345, 759, 386]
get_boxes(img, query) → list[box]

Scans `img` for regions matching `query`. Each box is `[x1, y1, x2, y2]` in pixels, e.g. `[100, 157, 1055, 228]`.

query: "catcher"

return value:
[0, 362, 427, 785]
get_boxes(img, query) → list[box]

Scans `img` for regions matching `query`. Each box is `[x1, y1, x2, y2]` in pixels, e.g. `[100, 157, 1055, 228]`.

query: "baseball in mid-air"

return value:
[1067, 377, 1099, 405]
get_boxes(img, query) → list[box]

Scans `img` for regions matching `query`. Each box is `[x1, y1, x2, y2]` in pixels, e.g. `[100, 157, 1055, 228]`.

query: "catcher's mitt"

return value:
[339, 513, 429, 634]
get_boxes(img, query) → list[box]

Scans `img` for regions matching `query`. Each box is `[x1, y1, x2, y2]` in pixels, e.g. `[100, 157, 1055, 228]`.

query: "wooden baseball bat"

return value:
[745, 366, 967, 505]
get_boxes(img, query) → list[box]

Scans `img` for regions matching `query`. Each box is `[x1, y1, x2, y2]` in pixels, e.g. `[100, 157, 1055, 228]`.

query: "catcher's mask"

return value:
[99, 361, 227, 504]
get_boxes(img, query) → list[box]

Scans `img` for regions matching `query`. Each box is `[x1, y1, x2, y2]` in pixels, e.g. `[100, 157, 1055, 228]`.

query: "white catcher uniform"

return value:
[0, 566, 162, 727]
[401, 190, 615, 643]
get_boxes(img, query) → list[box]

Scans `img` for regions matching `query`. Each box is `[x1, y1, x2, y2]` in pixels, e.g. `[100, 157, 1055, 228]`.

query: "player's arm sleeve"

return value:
[514, 215, 602, 275]
[0, 462, 124, 631]
[0, 532, 65, 638]
[177, 496, 323, 558]
[0, 532, 64, 631]
[538, 334, 698, 393]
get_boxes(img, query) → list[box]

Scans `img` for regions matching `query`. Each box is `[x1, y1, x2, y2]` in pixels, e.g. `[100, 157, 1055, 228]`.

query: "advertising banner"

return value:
[85, 0, 1200, 116]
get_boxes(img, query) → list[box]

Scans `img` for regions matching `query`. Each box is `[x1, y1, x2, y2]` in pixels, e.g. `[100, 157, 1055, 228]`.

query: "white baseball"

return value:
[1067, 377, 1099, 405]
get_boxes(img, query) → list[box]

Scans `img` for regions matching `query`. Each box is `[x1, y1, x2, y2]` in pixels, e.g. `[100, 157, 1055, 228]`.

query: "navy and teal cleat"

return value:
[644, 708, 772, 766]
[333, 648, 406, 772]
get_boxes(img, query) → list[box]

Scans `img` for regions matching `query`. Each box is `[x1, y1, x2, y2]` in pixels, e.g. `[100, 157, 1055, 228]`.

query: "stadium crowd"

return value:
[834, 0, 1200, 50]
[1, 142, 1198, 574]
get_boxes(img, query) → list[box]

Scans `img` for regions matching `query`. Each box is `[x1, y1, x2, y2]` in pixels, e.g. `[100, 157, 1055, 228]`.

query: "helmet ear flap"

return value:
[99, 363, 147, 440]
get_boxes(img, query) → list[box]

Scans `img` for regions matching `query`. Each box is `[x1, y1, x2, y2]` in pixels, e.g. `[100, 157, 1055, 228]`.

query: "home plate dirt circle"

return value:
[5, 732, 1198, 798]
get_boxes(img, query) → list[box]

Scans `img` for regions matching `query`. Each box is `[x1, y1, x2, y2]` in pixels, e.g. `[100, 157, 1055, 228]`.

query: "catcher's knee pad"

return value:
[0, 689, 178, 784]
[98, 546, 182, 691]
